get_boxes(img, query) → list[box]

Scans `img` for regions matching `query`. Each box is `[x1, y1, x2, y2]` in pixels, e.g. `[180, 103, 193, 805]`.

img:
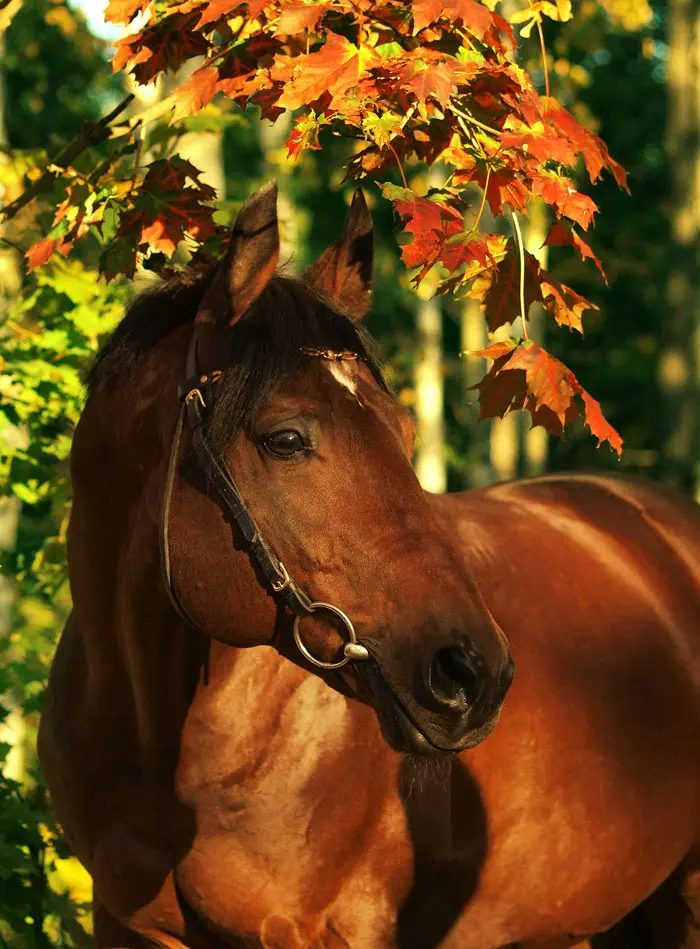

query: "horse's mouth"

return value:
[344, 659, 501, 758]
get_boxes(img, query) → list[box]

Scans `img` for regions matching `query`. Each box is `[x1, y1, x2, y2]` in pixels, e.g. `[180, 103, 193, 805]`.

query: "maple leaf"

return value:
[275, 1, 329, 35]
[286, 111, 326, 159]
[504, 340, 577, 423]
[381, 182, 463, 280]
[544, 100, 629, 191]
[467, 350, 527, 420]
[510, 0, 572, 37]
[465, 339, 519, 361]
[25, 238, 58, 272]
[103, 0, 150, 24]
[173, 64, 220, 118]
[540, 277, 597, 334]
[578, 389, 623, 455]
[529, 172, 598, 231]
[275, 33, 379, 110]
[544, 220, 607, 283]
[113, 12, 209, 83]
[501, 117, 579, 171]
[470, 340, 622, 452]
[413, 0, 495, 37]
[363, 112, 404, 148]
[195, 0, 268, 28]
[440, 232, 501, 275]
[119, 157, 217, 256]
[470, 244, 542, 331]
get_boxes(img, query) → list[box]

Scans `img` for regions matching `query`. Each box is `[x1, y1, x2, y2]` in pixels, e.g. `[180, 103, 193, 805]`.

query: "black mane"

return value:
[87, 271, 388, 452]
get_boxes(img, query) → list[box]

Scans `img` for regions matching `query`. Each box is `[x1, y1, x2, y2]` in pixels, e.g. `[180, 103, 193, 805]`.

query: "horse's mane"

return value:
[87, 270, 388, 452]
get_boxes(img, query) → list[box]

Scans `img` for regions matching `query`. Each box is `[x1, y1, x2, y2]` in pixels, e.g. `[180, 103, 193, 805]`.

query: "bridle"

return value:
[160, 331, 370, 670]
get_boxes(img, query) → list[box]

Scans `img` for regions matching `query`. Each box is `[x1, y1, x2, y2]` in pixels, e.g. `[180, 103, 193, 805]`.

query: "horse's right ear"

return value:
[197, 181, 280, 326]
[304, 189, 373, 321]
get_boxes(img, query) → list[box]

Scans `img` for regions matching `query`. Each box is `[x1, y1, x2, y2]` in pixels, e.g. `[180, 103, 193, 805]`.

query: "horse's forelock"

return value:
[86, 272, 387, 453]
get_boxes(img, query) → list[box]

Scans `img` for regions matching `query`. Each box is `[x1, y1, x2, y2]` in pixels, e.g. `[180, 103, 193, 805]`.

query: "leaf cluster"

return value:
[9, 0, 630, 450]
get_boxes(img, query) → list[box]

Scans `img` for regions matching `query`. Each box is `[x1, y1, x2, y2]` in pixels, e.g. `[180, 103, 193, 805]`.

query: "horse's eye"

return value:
[263, 430, 307, 458]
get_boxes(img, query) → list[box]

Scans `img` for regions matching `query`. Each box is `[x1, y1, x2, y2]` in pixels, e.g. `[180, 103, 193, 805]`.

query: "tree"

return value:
[4, 0, 628, 453]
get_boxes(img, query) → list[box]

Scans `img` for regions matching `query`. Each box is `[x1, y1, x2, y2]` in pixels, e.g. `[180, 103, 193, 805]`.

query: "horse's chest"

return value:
[173, 661, 411, 946]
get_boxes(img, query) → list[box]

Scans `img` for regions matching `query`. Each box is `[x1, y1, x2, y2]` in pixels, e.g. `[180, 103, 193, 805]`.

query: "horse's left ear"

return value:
[197, 181, 280, 326]
[304, 189, 373, 321]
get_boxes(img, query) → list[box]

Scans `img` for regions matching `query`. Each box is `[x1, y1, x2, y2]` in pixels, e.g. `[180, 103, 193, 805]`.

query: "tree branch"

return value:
[0, 94, 135, 223]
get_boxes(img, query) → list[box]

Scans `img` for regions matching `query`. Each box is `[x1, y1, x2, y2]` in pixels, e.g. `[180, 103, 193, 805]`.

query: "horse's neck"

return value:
[68, 331, 202, 775]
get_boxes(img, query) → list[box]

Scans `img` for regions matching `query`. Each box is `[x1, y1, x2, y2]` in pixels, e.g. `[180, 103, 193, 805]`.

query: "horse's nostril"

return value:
[430, 643, 483, 707]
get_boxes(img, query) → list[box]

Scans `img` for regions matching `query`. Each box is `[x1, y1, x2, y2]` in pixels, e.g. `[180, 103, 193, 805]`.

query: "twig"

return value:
[0, 94, 135, 222]
[536, 19, 550, 98]
[510, 208, 529, 340]
[0, 235, 26, 254]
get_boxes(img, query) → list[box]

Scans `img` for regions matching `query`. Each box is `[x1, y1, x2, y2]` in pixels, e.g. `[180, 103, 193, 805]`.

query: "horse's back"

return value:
[431, 474, 700, 946]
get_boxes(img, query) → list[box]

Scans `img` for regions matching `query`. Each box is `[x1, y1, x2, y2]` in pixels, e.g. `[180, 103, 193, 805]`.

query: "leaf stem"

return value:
[388, 142, 408, 188]
[510, 208, 529, 340]
[472, 164, 491, 233]
[536, 19, 550, 98]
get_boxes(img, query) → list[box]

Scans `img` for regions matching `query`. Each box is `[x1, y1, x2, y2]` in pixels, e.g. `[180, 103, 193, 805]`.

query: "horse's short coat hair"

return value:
[87, 271, 388, 455]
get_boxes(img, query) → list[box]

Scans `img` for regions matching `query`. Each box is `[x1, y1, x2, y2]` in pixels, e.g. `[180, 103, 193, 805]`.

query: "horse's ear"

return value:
[304, 189, 373, 321]
[197, 181, 280, 326]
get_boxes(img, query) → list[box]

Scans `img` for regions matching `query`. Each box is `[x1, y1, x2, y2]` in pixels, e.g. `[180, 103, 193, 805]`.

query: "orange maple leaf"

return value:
[275, 33, 379, 110]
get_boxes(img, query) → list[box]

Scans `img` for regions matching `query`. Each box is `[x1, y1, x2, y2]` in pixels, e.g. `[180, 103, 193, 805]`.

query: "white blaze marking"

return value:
[327, 360, 360, 399]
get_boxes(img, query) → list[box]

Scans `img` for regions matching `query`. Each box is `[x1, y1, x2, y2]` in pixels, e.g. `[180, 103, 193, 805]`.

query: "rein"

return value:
[160, 333, 370, 671]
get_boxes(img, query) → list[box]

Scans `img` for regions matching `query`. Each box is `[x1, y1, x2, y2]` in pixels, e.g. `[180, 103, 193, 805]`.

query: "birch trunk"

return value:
[662, 0, 700, 497]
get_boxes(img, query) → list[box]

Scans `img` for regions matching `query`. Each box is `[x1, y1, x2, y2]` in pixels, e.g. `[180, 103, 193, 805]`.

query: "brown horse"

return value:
[39, 183, 700, 949]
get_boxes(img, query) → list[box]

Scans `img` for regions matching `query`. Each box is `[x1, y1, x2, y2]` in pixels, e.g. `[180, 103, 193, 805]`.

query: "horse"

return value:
[39, 182, 700, 949]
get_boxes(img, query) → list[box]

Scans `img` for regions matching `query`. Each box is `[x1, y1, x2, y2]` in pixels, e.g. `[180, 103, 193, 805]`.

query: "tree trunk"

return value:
[0, 33, 25, 783]
[415, 289, 446, 492]
[522, 199, 549, 478]
[662, 0, 700, 497]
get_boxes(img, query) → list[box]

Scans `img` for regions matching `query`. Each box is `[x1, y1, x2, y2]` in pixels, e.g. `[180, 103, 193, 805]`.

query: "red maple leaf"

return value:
[119, 157, 217, 256]
[381, 182, 463, 280]
[470, 244, 542, 331]
[504, 341, 577, 423]
[469, 340, 622, 452]
[412, 0, 495, 38]
[543, 100, 629, 191]
[468, 350, 527, 420]
[544, 220, 607, 283]
[113, 12, 209, 83]
[25, 238, 58, 271]
[529, 171, 598, 230]
[440, 233, 498, 274]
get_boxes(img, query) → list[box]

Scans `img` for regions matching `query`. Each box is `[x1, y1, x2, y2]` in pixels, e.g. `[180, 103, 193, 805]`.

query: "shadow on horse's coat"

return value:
[39, 183, 700, 949]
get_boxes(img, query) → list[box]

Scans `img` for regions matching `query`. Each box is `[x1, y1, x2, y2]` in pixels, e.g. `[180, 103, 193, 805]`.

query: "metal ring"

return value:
[293, 602, 369, 670]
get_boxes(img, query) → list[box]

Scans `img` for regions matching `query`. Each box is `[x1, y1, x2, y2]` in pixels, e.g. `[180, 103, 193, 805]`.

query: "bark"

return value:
[662, 0, 700, 496]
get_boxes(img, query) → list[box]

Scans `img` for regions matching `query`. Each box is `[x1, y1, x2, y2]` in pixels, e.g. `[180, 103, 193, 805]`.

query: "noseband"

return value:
[160, 333, 370, 670]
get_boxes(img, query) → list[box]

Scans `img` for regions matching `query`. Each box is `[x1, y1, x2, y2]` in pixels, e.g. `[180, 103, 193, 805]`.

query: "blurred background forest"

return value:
[0, 0, 694, 943]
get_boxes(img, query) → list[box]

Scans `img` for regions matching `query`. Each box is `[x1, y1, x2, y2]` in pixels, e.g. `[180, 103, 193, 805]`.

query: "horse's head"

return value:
[92, 182, 513, 756]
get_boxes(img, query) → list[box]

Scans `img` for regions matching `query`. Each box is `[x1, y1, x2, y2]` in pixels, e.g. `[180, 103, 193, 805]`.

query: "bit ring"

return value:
[293, 602, 369, 670]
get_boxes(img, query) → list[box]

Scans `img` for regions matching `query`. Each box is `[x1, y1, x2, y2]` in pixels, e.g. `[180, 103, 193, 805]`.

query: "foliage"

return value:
[6, 0, 634, 451]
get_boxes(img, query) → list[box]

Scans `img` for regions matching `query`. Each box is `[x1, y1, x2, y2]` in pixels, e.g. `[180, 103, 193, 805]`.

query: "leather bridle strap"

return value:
[160, 332, 370, 670]
[161, 337, 314, 622]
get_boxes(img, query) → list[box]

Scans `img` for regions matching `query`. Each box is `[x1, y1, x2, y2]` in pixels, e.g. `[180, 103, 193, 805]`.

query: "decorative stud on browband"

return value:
[300, 347, 359, 361]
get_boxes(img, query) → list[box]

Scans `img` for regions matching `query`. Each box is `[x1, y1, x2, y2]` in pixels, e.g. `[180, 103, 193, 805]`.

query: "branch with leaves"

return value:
[4, 0, 628, 452]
